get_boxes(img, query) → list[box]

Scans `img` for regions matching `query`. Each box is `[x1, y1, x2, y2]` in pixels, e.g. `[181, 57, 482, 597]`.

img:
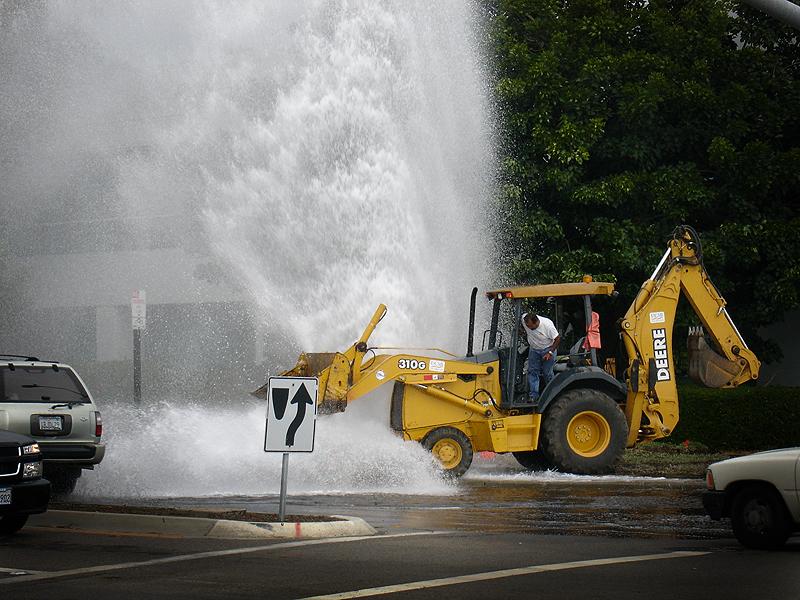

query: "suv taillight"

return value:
[94, 411, 102, 437]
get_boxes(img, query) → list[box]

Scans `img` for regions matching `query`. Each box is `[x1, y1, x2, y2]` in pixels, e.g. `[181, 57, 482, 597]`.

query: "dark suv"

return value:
[0, 429, 50, 534]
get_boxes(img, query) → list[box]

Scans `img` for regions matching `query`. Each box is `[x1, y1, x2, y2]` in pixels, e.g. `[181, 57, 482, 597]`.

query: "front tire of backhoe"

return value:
[541, 388, 628, 475]
[422, 427, 473, 478]
[512, 450, 550, 471]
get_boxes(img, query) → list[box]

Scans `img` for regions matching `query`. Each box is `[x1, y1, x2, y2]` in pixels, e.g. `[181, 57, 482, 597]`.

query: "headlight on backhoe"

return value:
[705, 469, 715, 490]
[22, 443, 40, 456]
[23, 461, 43, 479]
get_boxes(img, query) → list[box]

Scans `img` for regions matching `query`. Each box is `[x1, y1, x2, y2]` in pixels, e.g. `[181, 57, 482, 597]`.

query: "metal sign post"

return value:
[278, 453, 290, 521]
[264, 376, 317, 523]
[131, 290, 146, 406]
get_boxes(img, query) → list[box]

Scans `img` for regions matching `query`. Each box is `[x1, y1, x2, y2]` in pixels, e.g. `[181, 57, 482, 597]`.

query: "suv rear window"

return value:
[0, 366, 89, 403]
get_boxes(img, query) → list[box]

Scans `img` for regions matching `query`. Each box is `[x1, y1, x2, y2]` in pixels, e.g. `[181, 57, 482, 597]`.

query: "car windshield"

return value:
[0, 366, 89, 403]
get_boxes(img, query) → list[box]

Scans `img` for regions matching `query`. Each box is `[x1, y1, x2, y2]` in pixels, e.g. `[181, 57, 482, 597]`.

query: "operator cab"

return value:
[468, 280, 618, 410]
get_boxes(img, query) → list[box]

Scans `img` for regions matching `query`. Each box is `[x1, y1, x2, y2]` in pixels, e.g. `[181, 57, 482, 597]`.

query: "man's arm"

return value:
[545, 334, 561, 359]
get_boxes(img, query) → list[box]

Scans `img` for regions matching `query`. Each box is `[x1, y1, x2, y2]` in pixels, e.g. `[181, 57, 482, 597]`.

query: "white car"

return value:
[704, 448, 800, 550]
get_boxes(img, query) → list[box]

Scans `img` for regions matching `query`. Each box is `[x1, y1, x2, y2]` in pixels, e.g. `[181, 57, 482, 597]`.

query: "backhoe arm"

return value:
[619, 226, 760, 446]
[682, 271, 759, 389]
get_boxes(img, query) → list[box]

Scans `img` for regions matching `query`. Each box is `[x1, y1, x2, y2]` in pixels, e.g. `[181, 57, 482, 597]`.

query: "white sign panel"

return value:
[264, 376, 318, 453]
[131, 290, 147, 330]
[429, 359, 446, 373]
[649, 311, 666, 324]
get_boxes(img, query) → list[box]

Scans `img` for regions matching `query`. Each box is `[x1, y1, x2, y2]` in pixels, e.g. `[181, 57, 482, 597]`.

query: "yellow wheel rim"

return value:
[566, 411, 611, 458]
[431, 438, 463, 469]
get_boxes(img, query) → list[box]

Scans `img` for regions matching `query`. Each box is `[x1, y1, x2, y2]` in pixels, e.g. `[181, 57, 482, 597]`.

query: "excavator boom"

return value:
[620, 226, 760, 445]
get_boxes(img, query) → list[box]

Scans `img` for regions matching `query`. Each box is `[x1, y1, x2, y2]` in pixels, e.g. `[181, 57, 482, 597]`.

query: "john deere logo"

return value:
[652, 328, 670, 381]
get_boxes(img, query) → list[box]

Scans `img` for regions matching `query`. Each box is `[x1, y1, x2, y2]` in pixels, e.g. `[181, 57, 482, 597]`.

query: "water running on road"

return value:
[85, 452, 728, 540]
[79, 393, 451, 498]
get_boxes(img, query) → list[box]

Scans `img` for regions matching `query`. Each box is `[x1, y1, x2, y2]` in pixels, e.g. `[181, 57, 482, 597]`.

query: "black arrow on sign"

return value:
[285, 383, 313, 447]
[271, 388, 290, 420]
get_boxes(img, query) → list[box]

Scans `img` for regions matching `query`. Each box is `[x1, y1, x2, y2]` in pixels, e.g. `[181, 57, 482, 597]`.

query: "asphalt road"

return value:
[3, 464, 798, 599]
[1, 526, 798, 599]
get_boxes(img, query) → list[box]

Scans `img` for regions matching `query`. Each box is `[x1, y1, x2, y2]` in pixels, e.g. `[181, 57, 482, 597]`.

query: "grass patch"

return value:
[617, 443, 745, 479]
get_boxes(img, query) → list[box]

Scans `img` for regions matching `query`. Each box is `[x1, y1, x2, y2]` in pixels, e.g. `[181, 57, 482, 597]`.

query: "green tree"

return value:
[492, 0, 800, 358]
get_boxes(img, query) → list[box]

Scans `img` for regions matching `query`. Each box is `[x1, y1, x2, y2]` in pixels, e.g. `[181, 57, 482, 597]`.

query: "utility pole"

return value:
[131, 290, 146, 405]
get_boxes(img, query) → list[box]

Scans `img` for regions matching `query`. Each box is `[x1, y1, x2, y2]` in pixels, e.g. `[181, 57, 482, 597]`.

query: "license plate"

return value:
[0, 488, 10, 506]
[39, 416, 63, 431]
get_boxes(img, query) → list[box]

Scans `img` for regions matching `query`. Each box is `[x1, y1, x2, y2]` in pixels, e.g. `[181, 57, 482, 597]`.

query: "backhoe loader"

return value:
[257, 226, 760, 476]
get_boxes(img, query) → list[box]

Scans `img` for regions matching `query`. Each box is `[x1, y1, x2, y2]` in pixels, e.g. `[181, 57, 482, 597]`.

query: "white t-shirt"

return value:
[521, 313, 559, 350]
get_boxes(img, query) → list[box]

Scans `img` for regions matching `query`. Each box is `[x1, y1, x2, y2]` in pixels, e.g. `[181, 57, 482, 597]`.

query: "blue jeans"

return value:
[528, 348, 556, 401]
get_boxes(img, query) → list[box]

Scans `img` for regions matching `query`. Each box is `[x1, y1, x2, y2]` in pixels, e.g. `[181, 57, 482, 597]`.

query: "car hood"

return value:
[715, 447, 800, 467]
[708, 447, 800, 492]
[0, 428, 36, 445]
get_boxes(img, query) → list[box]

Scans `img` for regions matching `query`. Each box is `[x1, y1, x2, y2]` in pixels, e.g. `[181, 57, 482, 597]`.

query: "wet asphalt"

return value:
[127, 456, 730, 541]
[4, 457, 799, 599]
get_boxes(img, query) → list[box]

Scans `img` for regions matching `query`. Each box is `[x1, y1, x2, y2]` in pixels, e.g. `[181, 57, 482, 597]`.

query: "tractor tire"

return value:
[0, 515, 28, 535]
[730, 485, 792, 550]
[422, 427, 473, 478]
[540, 388, 627, 475]
[512, 450, 550, 472]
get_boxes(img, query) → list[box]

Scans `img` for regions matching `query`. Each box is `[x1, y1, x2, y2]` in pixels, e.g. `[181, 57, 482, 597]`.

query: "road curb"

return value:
[29, 510, 377, 539]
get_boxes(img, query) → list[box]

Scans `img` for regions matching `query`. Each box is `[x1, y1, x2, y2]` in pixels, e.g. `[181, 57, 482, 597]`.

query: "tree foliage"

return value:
[492, 0, 800, 355]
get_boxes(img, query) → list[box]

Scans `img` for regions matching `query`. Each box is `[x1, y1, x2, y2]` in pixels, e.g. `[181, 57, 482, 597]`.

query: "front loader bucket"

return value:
[687, 327, 744, 388]
[251, 352, 351, 414]
[252, 305, 388, 414]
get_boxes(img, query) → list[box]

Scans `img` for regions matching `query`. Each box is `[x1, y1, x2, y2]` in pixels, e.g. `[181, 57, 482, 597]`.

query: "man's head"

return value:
[524, 313, 540, 329]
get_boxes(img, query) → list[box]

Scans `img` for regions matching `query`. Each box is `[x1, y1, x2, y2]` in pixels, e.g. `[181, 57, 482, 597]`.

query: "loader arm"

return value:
[261, 304, 497, 417]
[619, 226, 760, 446]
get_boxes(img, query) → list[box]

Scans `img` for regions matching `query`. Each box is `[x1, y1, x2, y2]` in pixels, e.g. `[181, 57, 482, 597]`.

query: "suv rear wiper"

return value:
[49, 401, 87, 410]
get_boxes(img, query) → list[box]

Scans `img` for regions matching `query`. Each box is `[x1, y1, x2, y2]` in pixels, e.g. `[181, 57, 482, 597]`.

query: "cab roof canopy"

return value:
[486, 281, 616, 300]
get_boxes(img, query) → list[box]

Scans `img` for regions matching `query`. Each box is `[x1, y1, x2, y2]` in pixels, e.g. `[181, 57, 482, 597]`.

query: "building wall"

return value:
[0, 248, 274, 403]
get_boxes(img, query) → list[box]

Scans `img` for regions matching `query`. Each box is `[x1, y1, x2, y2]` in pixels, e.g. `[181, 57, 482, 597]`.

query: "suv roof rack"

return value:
[0, 354, 42, 361]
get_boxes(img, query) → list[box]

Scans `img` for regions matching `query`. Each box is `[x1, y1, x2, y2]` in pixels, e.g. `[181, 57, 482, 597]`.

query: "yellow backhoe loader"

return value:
[257, 226, 760, 476]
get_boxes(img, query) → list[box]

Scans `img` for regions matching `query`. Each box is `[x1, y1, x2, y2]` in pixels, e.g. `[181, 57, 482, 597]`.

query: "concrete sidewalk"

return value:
[29, 510, 377, 539]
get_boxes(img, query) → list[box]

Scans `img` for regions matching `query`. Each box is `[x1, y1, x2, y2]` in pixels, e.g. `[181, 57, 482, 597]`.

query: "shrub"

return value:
[667, 383, 800, 451]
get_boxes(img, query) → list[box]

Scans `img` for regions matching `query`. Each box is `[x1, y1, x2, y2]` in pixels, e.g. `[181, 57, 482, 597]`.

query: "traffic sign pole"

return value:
[278, 452, 289, 523]
[264, 376, 318, 524]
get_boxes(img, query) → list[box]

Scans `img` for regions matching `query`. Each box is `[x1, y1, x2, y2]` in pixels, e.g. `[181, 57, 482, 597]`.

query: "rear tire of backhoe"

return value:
[540, 388, 628, 475]
[422, 427, 473, 478]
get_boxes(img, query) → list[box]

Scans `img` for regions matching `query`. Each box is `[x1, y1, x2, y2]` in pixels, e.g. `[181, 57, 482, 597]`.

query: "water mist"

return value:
[1, 0, 497, 498]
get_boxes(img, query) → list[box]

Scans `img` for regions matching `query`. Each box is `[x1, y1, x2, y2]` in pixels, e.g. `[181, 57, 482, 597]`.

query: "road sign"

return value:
[131, 289, 146, 330]
[264, 376, 317, 452]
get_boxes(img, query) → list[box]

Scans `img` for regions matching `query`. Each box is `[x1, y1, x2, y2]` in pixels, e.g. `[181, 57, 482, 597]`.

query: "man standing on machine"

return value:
[521, 312, 561, 402]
